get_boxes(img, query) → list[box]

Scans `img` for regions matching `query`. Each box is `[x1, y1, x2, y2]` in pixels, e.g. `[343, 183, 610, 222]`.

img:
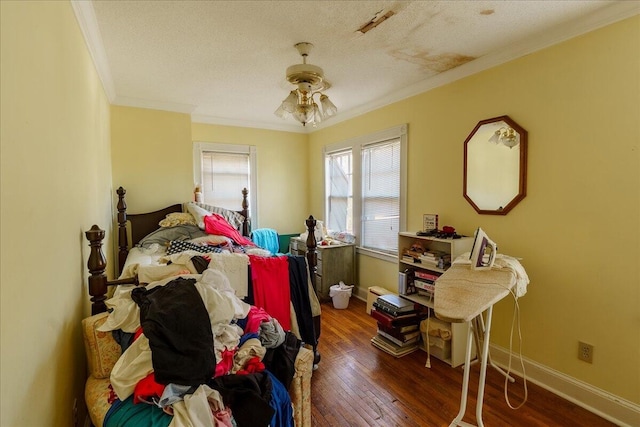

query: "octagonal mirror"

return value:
[463, 115, 527, 215]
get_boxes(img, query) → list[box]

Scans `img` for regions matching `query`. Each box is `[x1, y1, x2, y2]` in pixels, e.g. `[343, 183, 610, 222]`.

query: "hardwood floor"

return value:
[310, 297, 616, 427]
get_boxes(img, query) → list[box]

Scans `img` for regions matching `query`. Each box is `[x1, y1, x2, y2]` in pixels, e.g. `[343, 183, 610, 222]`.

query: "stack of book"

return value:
[370, 294, 421, 357]
[413, 270, 441, 295]
[419, 250, 451, 269]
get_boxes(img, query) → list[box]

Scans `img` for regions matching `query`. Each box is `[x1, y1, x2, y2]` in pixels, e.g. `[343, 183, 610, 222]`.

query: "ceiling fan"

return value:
[274, 42, 337, 127]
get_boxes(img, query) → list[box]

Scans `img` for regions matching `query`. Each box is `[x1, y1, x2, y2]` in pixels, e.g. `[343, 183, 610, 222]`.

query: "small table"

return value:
[434, 263, 517, 427]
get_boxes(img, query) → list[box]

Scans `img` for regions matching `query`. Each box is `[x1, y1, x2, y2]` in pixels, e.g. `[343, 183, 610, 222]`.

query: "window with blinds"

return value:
[201, 151, 249, 210]
[193, 142, 257, 224]
[361, 138, 401, 252]
[326, 149, 353, 234]
[324, 125, 407, 256]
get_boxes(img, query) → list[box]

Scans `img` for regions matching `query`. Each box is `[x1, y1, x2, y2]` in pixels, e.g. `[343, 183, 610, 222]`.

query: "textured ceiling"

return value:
[73, 1, 638, 133]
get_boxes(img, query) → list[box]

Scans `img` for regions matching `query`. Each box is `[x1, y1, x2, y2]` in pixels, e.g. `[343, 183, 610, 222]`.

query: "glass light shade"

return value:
[281, 91, 298, 113]
[274, 104, 289, 118]
[502, 134, 520, 148]
[320, 94, 337, 117]
[293, 104, 313, 125]
[312, 102, 322, 124]
[488, 130, 500, 144]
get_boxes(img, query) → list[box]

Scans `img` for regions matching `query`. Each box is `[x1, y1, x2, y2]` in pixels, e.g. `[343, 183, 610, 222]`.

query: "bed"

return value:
[83, 187, 321, 427]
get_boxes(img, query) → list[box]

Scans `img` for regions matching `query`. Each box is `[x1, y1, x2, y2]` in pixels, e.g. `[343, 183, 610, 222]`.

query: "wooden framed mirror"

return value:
[463, 115, 527, 215]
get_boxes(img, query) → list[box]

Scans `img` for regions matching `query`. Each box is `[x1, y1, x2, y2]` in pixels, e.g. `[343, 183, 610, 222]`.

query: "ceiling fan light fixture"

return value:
[320, 94, 337, 118]
[488, 127, 520, 148]
[275, 42, 337, 127]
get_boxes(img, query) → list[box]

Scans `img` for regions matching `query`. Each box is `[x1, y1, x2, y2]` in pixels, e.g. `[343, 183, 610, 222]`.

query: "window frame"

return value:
[193, 142, 258, 226]
[323, 124, 407, 262]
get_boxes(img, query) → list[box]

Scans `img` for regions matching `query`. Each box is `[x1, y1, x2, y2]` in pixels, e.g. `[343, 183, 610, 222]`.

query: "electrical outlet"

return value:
[578, 341, 594, 363]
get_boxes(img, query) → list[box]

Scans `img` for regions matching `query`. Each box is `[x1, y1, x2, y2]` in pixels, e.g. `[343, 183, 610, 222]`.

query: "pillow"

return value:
[194, 202, 245, 230]
[159, 212, 196, 228]
[137, 224, 207, 248]
[186, 202, 213, 230]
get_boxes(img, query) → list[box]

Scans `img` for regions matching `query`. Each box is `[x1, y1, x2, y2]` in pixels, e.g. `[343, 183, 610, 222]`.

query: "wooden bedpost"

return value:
[85, 225, 108, 315]
[241, 187, 250, 237]
[304, 215, 321, 367]
[116, 187, 128, 275]
[305, 215, 317, 291]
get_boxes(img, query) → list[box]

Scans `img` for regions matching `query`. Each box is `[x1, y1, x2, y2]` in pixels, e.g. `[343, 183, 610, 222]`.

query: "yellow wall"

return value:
[0, 2, 113, 426]
[192, 123, 309, 233]
[1, 2, 636, 424]
[310, 16, 640, 403]
[111, 110, 310, 234]
[111, 106, 193, 213]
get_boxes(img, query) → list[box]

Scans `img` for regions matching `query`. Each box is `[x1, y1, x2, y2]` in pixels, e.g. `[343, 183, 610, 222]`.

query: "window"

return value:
[326, 149, 353, 234]
[324, 125, 407, 257]
[193, 142, 257, 224]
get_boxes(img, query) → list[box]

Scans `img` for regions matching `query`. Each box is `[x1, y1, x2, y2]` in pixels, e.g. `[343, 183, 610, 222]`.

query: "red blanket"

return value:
[204, 213, 254, 246]
[249, 255, 291, 330]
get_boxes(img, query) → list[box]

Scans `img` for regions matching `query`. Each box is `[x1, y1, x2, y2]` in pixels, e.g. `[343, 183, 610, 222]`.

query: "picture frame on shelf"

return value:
[423, 214, 439, 232]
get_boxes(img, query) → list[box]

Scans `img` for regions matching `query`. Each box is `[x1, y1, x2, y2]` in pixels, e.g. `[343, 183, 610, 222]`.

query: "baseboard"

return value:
[490, 344, 640, 427]
[353, 291, 638, 425]
[354, 287, 368, 302]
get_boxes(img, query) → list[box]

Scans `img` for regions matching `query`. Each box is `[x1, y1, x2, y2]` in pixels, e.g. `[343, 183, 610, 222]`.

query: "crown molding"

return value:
[112, 96, 196, 115]
[191, 114, 311, 134]
[70, 0, 115, 102]
[72, 0, 638, 133]
[321, 1, 640, 131]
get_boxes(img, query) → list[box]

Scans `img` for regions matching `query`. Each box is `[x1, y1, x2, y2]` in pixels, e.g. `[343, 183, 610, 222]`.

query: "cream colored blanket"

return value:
[434, 263, 517, 323]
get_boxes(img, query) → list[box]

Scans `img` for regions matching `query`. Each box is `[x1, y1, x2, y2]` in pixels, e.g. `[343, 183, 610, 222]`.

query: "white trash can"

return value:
[329, 282, 354, 309]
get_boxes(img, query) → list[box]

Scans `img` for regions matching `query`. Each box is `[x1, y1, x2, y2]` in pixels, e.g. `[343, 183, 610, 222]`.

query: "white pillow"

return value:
[186, 202, 211, 230]
[158, 212, 196, 228]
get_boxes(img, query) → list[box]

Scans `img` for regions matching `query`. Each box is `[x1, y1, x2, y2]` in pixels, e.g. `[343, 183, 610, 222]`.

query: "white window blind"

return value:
[193, 142, 257, 224]
[201, 151, 249, 210]
[324, 124, 407, 257]
[361, 138, 401, 253]
[326, 149, 353, 234]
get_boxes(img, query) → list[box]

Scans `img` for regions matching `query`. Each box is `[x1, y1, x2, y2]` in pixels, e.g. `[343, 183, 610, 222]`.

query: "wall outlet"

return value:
[578, 341, 594, 363]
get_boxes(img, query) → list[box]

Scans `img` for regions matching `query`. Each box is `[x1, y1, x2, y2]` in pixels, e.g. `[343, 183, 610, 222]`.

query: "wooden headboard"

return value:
[85, 186, 318, 315]
[114, 187, 250, 274]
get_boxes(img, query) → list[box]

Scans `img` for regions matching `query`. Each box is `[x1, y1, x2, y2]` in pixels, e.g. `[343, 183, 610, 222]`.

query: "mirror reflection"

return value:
[463, 116, 527, 215]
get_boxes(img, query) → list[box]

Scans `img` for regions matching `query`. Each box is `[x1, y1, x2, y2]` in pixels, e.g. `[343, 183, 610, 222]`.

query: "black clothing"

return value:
[131, 278, 215, 386]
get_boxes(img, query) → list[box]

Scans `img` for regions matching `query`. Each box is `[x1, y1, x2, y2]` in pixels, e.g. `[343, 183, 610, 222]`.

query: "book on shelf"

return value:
[418, 256, 439, 265]
[402, 254, 417, 263]
[415, 271, 440, 282]
[414, 279, 435, 294]
[372, 301, 417, 318]
[370, 307, 420, 327]
[371, 334, 419, 358]
[376, 330, 420, 347]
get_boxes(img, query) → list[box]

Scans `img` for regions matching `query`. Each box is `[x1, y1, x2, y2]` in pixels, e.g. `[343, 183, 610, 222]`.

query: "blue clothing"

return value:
[266, 370, 294, 427]
[251, 228, 280, 254]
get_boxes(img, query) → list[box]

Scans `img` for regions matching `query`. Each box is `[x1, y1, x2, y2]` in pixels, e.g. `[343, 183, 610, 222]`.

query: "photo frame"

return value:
[423, 214, 439, 231]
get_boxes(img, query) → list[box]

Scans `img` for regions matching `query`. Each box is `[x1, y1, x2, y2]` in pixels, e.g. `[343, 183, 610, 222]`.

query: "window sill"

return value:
[356, 247, 397, 263]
